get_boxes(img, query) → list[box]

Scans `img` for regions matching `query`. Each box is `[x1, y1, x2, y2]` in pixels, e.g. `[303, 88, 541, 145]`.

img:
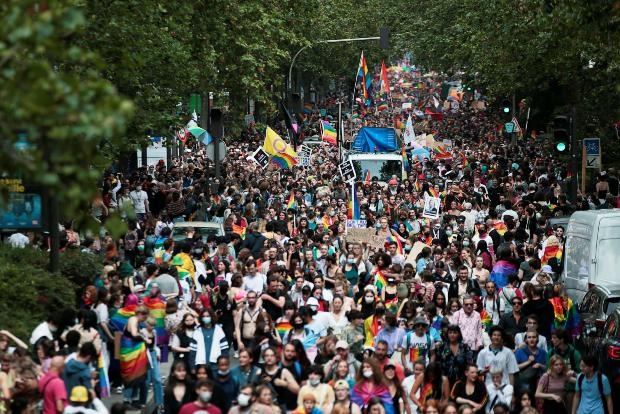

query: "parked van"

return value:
[347, 152, 403, 183]
[562, 210, 620, 302]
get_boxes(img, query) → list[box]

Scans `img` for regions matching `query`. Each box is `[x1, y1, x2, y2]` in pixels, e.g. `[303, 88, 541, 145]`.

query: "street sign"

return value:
[250, 147, 270, 169]
[583, 138, 600, 169]
[505, 122, 515, 133]
[339, 160, 357, 183]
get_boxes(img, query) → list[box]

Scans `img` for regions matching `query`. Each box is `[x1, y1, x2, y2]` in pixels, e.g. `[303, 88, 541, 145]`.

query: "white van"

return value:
[562, 210, 620, 302]
[347, 152, 403, 183]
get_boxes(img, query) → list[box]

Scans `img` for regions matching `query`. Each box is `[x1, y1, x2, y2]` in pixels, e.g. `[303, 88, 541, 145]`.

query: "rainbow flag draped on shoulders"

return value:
[385, 235, 403, 255]
[489, 259, 518, 289]
[120, 334, 148, 387]
[232, 224, 246, 240]
[351, 381, 395, 414]
[109, 305, 136, 333]
[142, 295, 168, 346]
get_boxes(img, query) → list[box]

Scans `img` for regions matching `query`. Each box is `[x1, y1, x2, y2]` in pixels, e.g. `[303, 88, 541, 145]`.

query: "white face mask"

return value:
[309, 378, 321, 386]
[237, 393, 251, 406]
[363, 369, 373, 378]
[364, 296, 374, 304]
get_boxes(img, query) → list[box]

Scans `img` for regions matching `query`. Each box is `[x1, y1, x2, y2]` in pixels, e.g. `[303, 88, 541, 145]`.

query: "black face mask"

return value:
[293, 322, 304, 329]
[375, 307, 385, 315]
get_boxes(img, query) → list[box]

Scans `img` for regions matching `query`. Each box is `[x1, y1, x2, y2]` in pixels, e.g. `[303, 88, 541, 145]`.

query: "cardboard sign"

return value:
[422, 194, 441, 219]
[346, 220, 367, 229]
[339, 160, 357, 183]
[405, 241, 428, 265]
[346, 228, 384, 250]
[251, 147, 270, 169]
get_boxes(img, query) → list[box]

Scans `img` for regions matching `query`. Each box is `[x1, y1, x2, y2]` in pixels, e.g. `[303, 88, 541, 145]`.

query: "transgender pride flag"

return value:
[490, 260, 518, 289]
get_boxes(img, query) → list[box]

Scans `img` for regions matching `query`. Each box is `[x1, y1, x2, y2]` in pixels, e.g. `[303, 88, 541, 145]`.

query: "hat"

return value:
[542, 264, 553, 273]
[463, 202, 472, 210]
[150, 282, 159, 289]
[306, 297, 319, 309]
[132, 284, 145, 293]
[335, 340, 349, 350]
[388, 179, 398, 185]
[69, 386, 89, 403]
[334, 379, 350, 390]
[413, 316, 429, 327]
[171, 256, 184, 266]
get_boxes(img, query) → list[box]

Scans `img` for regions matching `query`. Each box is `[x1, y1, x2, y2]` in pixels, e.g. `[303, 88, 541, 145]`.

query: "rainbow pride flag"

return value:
[379, 60, 390, 95]
[348, 185, 361, 220]
[493, 221, 507, 236]
[550, 297, 582, 338]
[303, 102, 314, 114]
[322, 215, 334, 229]
[490, 260, 518, 289]
[428, 187, 439, 198]
[287, 191, 296, 210]
[541, 235, 562, 266]
[109, 305, 136, 333]
[414, 180, 421, 192]
[98, 348, 110, 398]
[385, 235, 403, 255]
[120, 334, 148, 387]
[275, 321, 292, 340]
[374, 270, 388, 293]
[143, 296, 168, 346]
[321, 120, 337, 145]
[377, 102, 389, 112]
[364, 169, 371, 184]
[479, 309, 492, 331]
[271, 152, 298, 169]
[402, 146, 410, 178]
[232, 224, 246, 240]
[357, 51, 372, 101]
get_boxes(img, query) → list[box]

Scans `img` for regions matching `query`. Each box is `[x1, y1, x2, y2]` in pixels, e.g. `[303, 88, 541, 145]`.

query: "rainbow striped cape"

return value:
[120, 334, 148, 387]
[143, 296, 168, 346]
[550, 297, 582, 338]
[109, 305, 136, 333]
[351, 382, 394, 414]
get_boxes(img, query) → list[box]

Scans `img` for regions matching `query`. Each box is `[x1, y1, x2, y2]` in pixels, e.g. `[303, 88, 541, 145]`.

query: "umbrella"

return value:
[188, 126, 206, 138]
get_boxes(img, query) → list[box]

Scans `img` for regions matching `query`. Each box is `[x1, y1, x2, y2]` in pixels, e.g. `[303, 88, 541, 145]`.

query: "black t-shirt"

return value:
[451, 380, 488, 413]
[262, 289, 286, 320]
[212, 294, 237, 328]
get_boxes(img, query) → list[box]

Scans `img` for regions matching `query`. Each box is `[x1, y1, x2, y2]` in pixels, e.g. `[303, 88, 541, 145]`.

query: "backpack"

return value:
[577, 372, 608, 414]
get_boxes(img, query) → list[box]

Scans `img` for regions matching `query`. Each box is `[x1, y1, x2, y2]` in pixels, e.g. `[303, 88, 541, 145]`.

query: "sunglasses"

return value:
[512, 301, 522, 305]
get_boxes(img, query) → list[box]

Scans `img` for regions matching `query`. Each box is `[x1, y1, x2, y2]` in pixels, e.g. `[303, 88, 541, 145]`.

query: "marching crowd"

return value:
[1, 64, 618, 414]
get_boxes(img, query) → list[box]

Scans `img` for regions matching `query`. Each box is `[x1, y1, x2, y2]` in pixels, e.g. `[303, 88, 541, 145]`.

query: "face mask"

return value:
[237, 393, 251, 407]
[199, 391, 212, 403]
[363, 370, 373, 378]
[445, 230, 453, 236]
[293, 321, 304, 329]
[347, 258, 355, 264]
[217, 369, 230, 376]
[330, 211, 336, 217]
[375, 307, 385, 315]
[309, 378, 321, 386]
[49, 324, 57, 333]
[137, 245, 145, 252]
[463, 240, 470, 247]
[135, 187, 142, 192]
[364, 296, 374, 304]
[202, 317, 212, 325]
[404, 246, 412, 252]
[360, 215, 366, 220]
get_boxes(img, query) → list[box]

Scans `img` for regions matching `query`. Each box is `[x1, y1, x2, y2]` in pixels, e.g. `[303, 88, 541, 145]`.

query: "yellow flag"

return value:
[262, 127, 298, 169]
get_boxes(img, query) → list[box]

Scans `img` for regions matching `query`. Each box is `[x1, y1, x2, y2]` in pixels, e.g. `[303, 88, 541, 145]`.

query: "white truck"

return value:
[562, 209, 620, 302]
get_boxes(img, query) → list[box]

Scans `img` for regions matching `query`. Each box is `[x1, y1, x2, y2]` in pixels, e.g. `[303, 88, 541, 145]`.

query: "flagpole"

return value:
[338, 101, 343, 164]
[352, 50, 362, 114]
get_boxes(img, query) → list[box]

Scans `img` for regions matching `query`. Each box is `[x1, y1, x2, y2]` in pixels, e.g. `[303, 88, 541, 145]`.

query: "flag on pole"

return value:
[303, 102, 314, 114]
[402, 145, 410, 179]
[347, 183, 361, 220]
[263, 127, 298, 169]
[364, 169, 371, 184]
[356, 51, 372, 101]
[287, 191, 297, 210]
[403, 115, 416, 145]
[321, 120, 337, 145]
[379, 60, 390, 95]
[377, 102, 388, 112]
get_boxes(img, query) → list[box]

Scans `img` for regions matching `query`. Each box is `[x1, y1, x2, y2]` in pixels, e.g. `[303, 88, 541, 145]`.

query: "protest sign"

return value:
[346, 220, 367, 229]
[422, 194, 440, 219]
[346, 228, 384, 250]
[339, 160, 356, 183]
[405, 241, 428, 265]
[250, 147, 270, 169]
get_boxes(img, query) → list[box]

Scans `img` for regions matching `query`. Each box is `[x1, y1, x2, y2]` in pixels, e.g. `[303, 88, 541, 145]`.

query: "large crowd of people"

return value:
[1, 61, 617, 414]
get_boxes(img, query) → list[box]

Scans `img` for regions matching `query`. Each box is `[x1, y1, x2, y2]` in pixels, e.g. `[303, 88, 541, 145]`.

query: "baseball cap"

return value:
[306, 297, 319, 310]
[413, 316, 429, 327]
[335, 340, 349, 350]
[334, 379, 350, 390]
[69, 386, 89, 403]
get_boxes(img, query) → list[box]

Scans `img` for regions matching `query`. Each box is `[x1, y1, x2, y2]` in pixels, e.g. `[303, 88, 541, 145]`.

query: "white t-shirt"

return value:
[476, 346, 519, 386]
[400, 332, 435, 369]
[129, 190, 148, 214]
[402, 375, 420, 414]
[243, 273, 267, 295]
[483, 296, 504, 326]
[8, 233, 29, 248]
[95, 303, 109, 324]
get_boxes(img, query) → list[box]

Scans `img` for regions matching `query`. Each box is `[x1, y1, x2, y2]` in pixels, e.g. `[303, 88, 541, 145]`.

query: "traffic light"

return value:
[380, 27, 390, 49]
[501, 99, 511, 114]
[553, 115, 570, 153]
